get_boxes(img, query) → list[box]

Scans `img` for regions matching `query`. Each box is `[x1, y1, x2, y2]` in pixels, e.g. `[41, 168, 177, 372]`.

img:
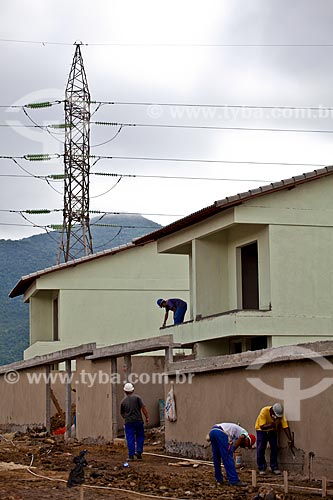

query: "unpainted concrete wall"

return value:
[0, 355, 164, 439]
[76, 355, 165, 442]
[164, 356, 333, 479]
[0, 366, 46, 431]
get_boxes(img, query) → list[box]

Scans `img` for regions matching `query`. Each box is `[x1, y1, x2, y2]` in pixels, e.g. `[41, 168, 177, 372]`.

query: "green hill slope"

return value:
[0, 214, 161, 365]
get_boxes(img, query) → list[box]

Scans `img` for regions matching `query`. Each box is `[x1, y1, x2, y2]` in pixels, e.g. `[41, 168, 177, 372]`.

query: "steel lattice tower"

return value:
[57, 43, 93, 263]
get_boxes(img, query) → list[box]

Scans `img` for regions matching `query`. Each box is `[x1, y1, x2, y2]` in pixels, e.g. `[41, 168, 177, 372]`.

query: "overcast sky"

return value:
[1, 0, 333, 240]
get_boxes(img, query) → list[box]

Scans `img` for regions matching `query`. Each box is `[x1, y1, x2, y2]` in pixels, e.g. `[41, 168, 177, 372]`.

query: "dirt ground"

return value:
[0, 428, 329, 500]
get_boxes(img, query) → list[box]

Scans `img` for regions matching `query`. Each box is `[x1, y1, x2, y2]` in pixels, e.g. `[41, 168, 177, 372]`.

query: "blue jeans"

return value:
[256, 430, 279, 471]
[125, 421, 145, 457]
[174, 304, 187, 324]
[209, 428, 239, 484]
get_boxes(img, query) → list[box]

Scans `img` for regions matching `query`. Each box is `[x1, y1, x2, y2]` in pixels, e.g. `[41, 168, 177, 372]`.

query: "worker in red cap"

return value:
[206, 422, 256, 486]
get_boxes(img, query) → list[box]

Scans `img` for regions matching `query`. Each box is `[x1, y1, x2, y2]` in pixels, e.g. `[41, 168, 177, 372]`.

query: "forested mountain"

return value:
[0, 214, 161, 365]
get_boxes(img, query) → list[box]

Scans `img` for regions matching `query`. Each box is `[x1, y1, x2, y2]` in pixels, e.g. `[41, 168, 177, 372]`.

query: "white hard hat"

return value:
[124, 382, 134, 393]
[272, 402, 283, 418]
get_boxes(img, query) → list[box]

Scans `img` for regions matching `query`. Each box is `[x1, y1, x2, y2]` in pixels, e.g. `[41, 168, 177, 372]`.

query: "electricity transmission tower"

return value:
[57, 43, 93, 263]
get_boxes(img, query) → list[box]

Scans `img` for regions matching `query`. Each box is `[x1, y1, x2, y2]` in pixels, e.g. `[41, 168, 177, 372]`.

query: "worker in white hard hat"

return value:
[255, 403, 293, 475]
[120, 382, 149, 461]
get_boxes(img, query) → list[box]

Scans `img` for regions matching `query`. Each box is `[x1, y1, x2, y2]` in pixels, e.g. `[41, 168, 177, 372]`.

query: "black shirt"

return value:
[120, 394, 144, 423]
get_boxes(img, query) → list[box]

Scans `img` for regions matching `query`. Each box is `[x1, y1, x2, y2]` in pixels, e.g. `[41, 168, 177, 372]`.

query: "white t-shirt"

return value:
[215, 422, 249, 444]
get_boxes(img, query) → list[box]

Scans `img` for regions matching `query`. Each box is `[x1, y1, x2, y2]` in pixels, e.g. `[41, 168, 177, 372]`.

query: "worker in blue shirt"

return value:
[157, 298, 187, 327]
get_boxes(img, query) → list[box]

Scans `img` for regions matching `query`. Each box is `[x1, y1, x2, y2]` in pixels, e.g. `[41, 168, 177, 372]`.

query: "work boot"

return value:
[135, 452, 142, 460]
[259, 470, 266, 475]
[230, 481, 247, 487]
[271, 469, 281, 475]
[127, 456, 134, 461]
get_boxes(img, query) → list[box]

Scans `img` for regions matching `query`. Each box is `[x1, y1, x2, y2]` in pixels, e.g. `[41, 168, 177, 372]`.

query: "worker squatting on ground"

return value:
[255, 403, 293, 475]
[157, 298, 187, 327]
[120, 382, 149, 461]
[207, 422, 256, 486]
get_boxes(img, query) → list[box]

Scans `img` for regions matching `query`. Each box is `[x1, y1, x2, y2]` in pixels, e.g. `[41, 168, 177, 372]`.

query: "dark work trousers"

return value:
[256, 430, 279, 471]
[174, 304, 187, 324]
[124, 421, 145, 457]
[209, 428, 239, 484]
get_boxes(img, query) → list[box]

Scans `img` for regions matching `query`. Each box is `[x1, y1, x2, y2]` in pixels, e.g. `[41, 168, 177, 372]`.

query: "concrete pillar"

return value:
[65, 359, 72, 439]
[123, 354, 132, 379]
[165, 346, 173, 366]
[45, 365, 51, 434]
[111, 357, 118, 440]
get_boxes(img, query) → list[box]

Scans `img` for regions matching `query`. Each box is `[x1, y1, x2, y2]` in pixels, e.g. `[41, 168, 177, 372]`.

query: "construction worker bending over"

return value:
[156, 298, 187, 327]
[207, 422, 256, 487]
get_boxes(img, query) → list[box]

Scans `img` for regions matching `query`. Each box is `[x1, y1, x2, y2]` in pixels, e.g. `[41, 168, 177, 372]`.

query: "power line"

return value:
[2, 100, 333, 113]
[0, 100, 62, 109]
[93, 121, 333, 135]
[91, 100, 333, 112]
[3, 120, 333, 134]
[0, 172, 273, 183]
[2, 38, 333, 47]
[92, 172, 272, 182]
[0, 208, 184, 218]
[0, 153, 327, 168]
[0, 154, 61, 160]
[0, 38, 77, 46]
[91, 155, 326, 168]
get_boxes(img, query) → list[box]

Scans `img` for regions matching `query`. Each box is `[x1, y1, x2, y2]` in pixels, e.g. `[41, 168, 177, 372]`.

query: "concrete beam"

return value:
[0, 343, 96, 374]
[166, 340, 333, 375]
[86, 335, 181, 359]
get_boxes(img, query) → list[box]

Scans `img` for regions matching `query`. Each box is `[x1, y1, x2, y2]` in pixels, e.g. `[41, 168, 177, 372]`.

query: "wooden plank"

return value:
[322, 477, 327, 498]
[258, 482, 333, 497]
[251, 470, 257, 487]
[283, 470, 288, 494]
[50, 388, 65, 418]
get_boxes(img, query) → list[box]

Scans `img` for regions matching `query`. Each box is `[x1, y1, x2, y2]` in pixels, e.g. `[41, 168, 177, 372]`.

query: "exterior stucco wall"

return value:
[164, 356, 333, 479]
[270, 224, 333, 318]
[158, 175, 333, 256]
[226, 224, 270, 311]
[190, 224, 270, 320]
[76, 355, 165, 441]
[0, 353, 164, 439]
[30, 291, 54, 344]
[57, 289, 181, 345]
[156, 175, 333, 350]
[75, 358, 114, 442]
[0, 367, 46, 431]
[192, 234, 228, 318]
[243, 175, 333, 211]
[25, 242, 189, 358]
